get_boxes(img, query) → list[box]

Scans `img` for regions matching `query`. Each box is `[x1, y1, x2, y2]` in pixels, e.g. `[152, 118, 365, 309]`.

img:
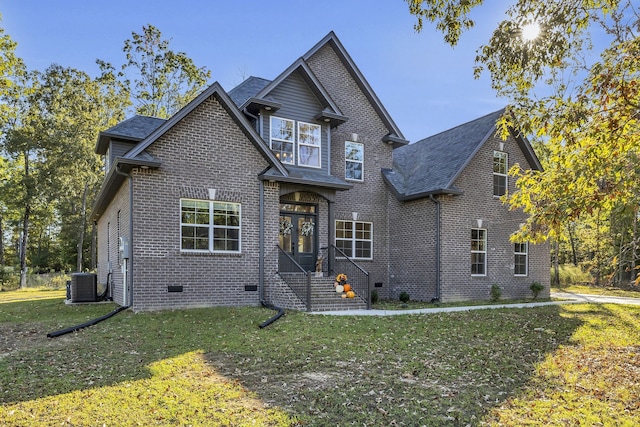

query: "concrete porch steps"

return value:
[278, 273, 367, 312]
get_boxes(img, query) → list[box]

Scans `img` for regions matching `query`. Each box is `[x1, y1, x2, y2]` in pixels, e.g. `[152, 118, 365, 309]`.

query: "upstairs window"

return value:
[514, 242, 528, 276]
[270, 117, 295, 164]
[298, 122, 321, 168]
[270, 116, 323, 168]
[471, 228, 487, 276]
[181, 199, 241, 253]
[493, 151, 508, 196]
[345, 141, 364, 181]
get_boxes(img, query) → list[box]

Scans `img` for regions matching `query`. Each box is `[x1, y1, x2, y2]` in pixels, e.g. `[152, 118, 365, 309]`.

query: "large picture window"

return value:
[181, 199, 241, 253]
[298, 121, 321, 168]
[335, 220, 372, 260]
[270, 117, 295, 164]
[471, 228, 487, 276]
[493, 151, 508, 196]
[514, 242, 528, 276]
[345, 141, 364, 181]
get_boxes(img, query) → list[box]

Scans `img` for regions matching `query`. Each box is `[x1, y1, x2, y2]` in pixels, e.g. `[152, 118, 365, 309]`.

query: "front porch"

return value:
[270, 245, 370, 312]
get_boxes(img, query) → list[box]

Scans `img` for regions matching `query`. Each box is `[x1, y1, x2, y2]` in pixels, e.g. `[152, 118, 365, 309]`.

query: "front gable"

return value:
[91, 82, 287, 222]
[303, 32, 408, 147]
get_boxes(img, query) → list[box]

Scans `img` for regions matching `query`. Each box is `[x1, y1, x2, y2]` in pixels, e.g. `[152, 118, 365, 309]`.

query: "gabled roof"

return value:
[231, 59, 348, 127]
[95, 115, 166, 155]
[303, 31, 409, 146]
[228, 76, 272, 108]
[124, 82, 288, 177]
[91, 82, 289, 221]
[383, 109, 542, 201]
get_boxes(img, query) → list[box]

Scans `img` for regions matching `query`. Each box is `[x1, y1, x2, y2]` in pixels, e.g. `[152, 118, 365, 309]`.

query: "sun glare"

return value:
[521, 22, 541, 41]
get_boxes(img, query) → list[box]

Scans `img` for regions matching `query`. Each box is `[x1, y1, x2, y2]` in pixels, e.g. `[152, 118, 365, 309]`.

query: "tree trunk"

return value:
[553, 239, 560, 287]
[19, 151, 31, 289]
[0, 212, 4, 267]
[19, 205, 30, 289]
[76, 182, 89, 272]
[568, 222, 578, 266]
[633, 204, 638, 285]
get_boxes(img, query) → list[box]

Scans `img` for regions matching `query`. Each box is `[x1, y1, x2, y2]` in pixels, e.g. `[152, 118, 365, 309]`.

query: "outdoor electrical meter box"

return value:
[119, 237, 130, 260]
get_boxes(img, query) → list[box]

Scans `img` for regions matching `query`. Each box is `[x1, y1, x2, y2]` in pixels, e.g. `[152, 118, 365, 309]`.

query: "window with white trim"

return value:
[493, 151, 508, 196]
[181, 199, 241, 253]
[298, 121, 321, 168]
[335, 220, 372, 260]
[471, 228, 487, 276]
[270, 117, 295, 164]
[514, 242, 528, 276]
[345, 141, 364, 181]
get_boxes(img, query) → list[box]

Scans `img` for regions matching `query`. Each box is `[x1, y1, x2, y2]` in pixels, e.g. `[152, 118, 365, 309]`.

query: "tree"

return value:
[99, 24, 211, 118]
[407, 0, 639, 283]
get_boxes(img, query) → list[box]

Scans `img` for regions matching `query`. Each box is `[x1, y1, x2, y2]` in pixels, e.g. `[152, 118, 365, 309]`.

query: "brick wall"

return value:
[126, 94, 278, 311]
[306, 44, 394, 298]
[388, 196, 438, 301]
[438, 133, 550, 301]
[96, 180, 130, 306]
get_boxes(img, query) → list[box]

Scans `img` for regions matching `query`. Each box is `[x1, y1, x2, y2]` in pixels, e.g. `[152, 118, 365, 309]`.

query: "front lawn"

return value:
[1, 289, 639, 426]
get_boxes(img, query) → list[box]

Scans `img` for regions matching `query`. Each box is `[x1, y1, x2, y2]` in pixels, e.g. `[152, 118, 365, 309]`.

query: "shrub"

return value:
[530, 281, 544, 299]
[399, 291, 410, 303]
[490, 284, 502, 302]
[371, 289, 379, 305]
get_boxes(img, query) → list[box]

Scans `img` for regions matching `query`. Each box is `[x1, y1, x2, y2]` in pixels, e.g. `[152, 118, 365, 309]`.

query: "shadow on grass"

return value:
[204, 305, 585, 426]
[3, 296, 605, 426]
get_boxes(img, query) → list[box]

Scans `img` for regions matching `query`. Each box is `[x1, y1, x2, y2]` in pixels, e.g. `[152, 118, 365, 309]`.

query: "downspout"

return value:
[243, 109, 260, 134]
[115, 165, 134, 308]
[259, 180, 265, 301]
[429, 194, 441, 301]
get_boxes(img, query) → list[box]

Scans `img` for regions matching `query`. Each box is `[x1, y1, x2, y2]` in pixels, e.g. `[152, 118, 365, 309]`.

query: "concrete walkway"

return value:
[310, 292, 640, 316]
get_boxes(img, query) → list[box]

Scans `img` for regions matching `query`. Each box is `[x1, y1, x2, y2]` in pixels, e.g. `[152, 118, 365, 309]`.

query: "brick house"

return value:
[90, 32, 549, 312]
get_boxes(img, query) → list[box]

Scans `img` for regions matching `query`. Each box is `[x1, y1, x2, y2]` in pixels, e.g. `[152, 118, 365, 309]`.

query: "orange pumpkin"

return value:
[346, 290, 355, 298]
[343, 284, 352, 292]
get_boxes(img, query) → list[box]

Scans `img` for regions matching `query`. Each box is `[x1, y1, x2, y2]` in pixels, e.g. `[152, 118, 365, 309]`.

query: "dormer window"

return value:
[270, 116, 322, 168]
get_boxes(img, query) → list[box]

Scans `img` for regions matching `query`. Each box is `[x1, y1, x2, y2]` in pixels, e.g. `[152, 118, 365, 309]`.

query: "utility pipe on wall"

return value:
[115, 166, 134, 308]
[429, 194, 441, 301]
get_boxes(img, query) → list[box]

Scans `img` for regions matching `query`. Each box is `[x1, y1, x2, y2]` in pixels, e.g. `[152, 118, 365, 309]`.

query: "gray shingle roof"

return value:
[228, 76, 272, 107]
[96, 115, 166, 154]
[104, 115, 166, 140]
[383, 109, 506, 200]
[260, 165, 352, 190]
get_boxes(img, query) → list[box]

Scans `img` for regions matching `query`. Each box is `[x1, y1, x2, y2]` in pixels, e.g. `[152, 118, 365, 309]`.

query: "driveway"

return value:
[551, 291, 640, 306]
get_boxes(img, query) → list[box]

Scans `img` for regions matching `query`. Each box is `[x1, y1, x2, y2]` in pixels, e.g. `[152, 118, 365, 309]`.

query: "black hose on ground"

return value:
[259, 301, 285, 329]
[47, 305, 130, 338]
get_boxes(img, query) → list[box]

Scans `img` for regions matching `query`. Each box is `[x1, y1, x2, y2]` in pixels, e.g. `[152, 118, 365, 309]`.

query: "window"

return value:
[270, 116, 323, 168]
[345, 141, 364, 181]
[270, 117, 295, 164]
[181, 199, 241, 253]
[471, 228, 486, 276]
[335, 220, 372, 260]
[493, 151, 508, 196]
[514, 242, 528, 276]
[298, 122, 321, 168]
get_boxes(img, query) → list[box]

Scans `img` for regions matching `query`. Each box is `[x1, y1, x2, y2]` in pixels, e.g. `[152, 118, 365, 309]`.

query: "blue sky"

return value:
[1, 0, 516, 142]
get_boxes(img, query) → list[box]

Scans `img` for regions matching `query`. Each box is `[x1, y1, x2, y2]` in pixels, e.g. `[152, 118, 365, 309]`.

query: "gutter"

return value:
[429, 194, 441, 301]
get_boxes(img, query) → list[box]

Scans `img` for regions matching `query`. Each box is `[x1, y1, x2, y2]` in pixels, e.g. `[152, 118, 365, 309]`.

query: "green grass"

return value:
[1, 290, 639, 426]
